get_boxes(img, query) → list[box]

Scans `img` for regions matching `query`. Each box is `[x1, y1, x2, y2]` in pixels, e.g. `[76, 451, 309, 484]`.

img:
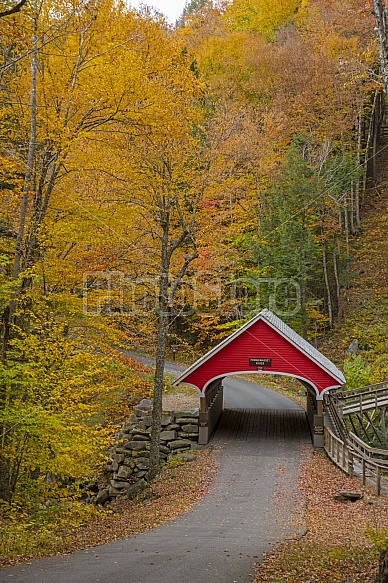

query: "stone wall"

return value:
[93, 399, 200, 505]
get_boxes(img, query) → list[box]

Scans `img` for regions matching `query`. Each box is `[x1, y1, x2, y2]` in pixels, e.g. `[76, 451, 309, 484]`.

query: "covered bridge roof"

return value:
[173, 308, 345, 398]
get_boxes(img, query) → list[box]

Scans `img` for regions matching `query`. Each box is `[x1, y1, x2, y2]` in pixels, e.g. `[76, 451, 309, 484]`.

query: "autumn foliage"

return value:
[0, 0, 386, 546]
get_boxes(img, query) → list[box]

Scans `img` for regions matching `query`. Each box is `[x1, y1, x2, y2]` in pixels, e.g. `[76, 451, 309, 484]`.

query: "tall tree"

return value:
[373, 0, 388, 94]
[0, 0, 195, 501]
[371, 5, 388, 581]
[63, 17, 207, 479]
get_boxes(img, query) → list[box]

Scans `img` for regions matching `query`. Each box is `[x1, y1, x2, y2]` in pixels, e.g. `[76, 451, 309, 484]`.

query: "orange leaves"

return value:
[255, 451, 384, 583]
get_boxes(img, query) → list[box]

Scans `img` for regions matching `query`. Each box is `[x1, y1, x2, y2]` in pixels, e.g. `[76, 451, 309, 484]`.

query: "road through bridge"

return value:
[0, 312, 343, 582]
[0, 377, 310, 583]
[174, 308, 345, 448]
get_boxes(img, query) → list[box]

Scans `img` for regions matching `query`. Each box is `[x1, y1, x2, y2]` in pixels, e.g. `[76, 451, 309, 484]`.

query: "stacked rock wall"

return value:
[94, 399, 200, 504]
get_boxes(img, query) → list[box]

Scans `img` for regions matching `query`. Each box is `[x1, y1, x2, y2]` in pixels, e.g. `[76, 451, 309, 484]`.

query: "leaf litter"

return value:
[0, 449, 217, 567]
[3, 445, 387, 583]
[255, 450, 388, 583]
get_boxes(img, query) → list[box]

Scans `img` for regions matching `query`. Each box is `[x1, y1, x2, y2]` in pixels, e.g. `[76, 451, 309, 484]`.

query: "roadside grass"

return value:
[162, 374, 198, 397]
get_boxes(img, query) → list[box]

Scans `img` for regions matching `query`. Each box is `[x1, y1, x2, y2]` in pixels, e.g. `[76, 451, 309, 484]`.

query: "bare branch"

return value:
[168, 247, 198, 305]
[0, 0, 27, 18]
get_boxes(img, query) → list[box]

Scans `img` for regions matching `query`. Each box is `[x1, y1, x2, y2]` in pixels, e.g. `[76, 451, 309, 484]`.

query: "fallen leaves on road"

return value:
[255, 451, 388, 583]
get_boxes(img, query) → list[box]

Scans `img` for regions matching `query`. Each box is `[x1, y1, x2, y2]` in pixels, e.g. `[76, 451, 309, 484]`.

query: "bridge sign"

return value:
[173, 308, 346, 448]
[249, 358, 272, 368]
[174, 308, 345, 397]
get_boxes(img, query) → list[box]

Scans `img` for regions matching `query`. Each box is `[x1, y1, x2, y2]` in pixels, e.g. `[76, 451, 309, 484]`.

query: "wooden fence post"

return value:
[348, 449, 354, 477]
[377, 465, 381, 496]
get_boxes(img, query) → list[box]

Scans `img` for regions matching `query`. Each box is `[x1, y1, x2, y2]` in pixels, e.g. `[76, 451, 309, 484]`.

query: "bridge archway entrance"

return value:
[173, 309, 345, 447]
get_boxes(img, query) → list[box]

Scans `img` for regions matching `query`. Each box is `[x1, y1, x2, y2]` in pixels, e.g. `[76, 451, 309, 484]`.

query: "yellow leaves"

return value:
[11, 0, 204, 165]
[306, 304, 329, 329]
[224, 0, 302, 36]
[0, 274, 157, 497]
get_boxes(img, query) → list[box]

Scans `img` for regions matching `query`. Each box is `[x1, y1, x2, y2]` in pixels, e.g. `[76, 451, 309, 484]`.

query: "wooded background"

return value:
[0, 0, 386, 511]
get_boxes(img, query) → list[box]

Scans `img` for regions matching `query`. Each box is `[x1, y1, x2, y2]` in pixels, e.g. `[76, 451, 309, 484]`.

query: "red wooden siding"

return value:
[181, 319, 339, 395]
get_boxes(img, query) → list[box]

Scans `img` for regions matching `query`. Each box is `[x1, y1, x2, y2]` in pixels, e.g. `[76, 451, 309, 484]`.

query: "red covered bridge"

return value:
[173, 308, 345, 447]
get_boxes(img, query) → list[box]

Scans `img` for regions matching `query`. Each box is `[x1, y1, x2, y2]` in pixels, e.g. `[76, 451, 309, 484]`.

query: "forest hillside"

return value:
[324, 140, 388, 386]
[0, 0, 388, 565]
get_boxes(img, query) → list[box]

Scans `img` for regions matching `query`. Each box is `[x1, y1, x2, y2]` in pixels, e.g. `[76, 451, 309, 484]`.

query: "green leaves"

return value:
[343, 355, 377, 391]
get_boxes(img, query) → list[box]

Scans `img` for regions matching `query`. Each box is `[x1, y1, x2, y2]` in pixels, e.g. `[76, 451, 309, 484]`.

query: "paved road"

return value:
[126, 352, 186, 378]
[0, 357, 311, 583]
[223, 376, 302, 410]
[126, 352, 303, 411]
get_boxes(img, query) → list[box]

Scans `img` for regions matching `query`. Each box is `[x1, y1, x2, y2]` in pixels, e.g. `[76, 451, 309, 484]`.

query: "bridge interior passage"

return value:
[174, 309, 346, 447]
[215, 408, 310, 443]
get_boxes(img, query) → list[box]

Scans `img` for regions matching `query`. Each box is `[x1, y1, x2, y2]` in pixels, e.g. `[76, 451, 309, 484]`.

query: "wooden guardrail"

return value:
[334, 381, 388, 402]
[333, 381, 388, 415]
[347, 432, 388, 495]
[324, 383, 388, 495]
[324, 426, 350, 474]
[325, 393, 347, 440]
[324, 424, 388, 495]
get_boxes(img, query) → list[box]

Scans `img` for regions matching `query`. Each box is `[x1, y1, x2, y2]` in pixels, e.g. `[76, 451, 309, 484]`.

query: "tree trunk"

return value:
[372, 91, 384, 186]
[147, 215, 198, 480]
[0, 4, 38, 502]
[344, 206, 350, 258]
[350, 180, 355, 235]
[322, 242, 333, 327]
[363, 91, 378, 193]
[0, 454, 11, 502]
[376, 548, 388, 583]
[148, 216, 170, 482]
[13, 7, 38, 281]
[333, 250, 341, 318]
[355, 111, 362, 228]
[372, 1, 388, 95]
[148, 301, 168, 481]
[2, 2, 38, 358]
